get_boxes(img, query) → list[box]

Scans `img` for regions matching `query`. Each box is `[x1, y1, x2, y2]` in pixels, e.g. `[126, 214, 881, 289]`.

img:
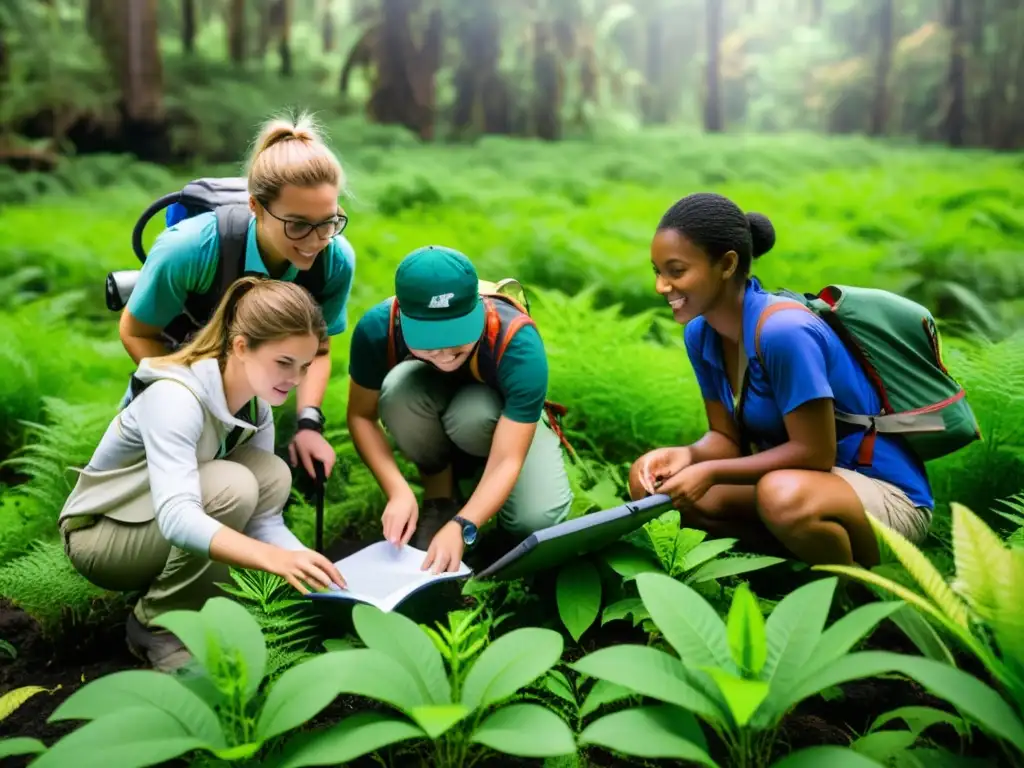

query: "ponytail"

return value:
[154, 277, 328, 370]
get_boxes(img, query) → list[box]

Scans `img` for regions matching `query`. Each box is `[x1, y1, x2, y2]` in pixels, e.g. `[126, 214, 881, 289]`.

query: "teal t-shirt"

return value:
[126, 211, 356, 336]
[348, 298, 549, 424]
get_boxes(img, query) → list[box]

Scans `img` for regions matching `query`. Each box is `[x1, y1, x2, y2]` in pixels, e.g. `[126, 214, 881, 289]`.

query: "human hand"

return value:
[658, 463, 715, 510]
[638, 446, 694, 495]
[421, 521, 465, 575]
[382, 489, 419, 547]
[289, 429, 337, 479]
[266, 547, 347, 594]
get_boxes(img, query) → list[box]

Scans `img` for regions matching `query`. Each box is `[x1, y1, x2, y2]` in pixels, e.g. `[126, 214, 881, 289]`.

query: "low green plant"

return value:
[555, 510, 787, 641]
[817, 501, 1024, 765]
[570, 572, 1024, 768]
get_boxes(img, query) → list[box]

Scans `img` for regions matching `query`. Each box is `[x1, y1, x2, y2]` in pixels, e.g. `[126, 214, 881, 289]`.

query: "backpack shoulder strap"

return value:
[469, 298, 536, 385]
[753, 300, 815, 364]
[386, 297, 401, 369]
[214, 203, 252, 296]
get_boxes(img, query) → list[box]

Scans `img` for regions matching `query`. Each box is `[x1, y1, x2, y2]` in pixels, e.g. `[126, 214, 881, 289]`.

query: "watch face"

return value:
[462, 523, 478, 546]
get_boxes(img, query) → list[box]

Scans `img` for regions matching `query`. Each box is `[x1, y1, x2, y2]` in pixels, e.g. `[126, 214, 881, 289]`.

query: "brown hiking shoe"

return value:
[126, 612, 193, 674]
[410, 497, 460, 550]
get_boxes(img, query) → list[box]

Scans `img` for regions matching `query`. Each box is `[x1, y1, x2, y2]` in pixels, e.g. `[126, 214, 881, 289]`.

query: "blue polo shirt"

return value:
[126, 211, 356, 336]
[683, 277, 933, 510]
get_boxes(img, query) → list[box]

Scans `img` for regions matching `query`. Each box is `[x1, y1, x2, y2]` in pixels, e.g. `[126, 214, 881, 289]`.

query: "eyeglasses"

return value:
[261, 204, 348, 240]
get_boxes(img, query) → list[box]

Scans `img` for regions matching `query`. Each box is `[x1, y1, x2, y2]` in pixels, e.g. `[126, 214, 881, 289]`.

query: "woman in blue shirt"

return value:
[629, 192, 933, 568]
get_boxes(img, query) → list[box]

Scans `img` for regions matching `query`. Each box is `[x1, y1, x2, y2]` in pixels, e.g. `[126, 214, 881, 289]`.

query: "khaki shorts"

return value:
[832, 466, 932, 546]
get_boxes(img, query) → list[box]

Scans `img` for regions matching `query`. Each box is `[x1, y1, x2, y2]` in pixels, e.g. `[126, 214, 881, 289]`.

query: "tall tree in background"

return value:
[703, 0, 724, 132]
[450, 1, 510, 136]
[182, 0, 196, 54]
[101, 0, 169, 161]
[869, 0, 893, 135]
[367, 0, 443, 141]
[277, 0, 293, 76]
[322, 0, 336, 53]
[228, 0, 246, 64]
[944, 0, 966, 147]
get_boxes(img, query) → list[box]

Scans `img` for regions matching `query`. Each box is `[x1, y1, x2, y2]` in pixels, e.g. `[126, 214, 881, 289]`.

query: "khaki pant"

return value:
[832, 466, 933, 547]
[378, 360, 573, 539]
[60, 445, 292, 626]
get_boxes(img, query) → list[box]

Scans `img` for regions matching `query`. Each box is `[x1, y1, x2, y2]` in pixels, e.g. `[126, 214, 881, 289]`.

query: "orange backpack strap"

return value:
[468, 297, 536, 383]
[386, 297, 401, 369]
[753, 301, 815, 364]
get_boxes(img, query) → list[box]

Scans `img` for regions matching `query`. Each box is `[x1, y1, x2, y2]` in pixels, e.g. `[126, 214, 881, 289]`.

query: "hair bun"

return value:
[746, 212, 776, 259]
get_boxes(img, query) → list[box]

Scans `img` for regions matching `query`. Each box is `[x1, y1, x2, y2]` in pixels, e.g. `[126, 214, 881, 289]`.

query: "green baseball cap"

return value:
[395, 245, 484, 350]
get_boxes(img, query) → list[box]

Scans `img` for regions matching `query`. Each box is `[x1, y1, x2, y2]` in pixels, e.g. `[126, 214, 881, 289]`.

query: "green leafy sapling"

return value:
[570, 572, 1017, 768]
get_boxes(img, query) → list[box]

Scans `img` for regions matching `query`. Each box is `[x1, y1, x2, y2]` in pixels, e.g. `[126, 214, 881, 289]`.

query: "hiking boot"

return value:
[126, 612, 193, 674]
[411, 497, 460, 550]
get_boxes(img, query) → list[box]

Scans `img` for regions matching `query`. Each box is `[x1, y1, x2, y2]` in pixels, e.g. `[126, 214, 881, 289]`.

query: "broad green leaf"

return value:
[887, 604, 957, 666]
[762, 577, 836, 692]
[950, 502, 1007, 623]
[580, 679, 634, 718]
[471, 703, 576, 757]
[571, 645, 723, 723]
[0, 737, 46, 760]
[702, 667, 770, 727]
[31, 707, 210, 768]
[602, 597, 645, 626]
[771, 745, 886, 767]
[802, 601, 905, 675]
[679, 538, 738, 572]
[726, 582, 767, 676]
[557, 558, 603, 641]
[601, 542, 661, 577]
[815, 565, 973, 651]
[868, 705, 969, 740]
[407, 704, 471, 738]
[272, 711, 424, 768]
[48, 669, 225, 747]
[685, 555, 786, 584]
[579, 705, 718, 766]
[544, 670, 577, 705]
[867, 516, 970, 628]
[850, 730, 919, 762]
[153, 597, 267, 703]
[786, 651, 1024, 753]
[634, 572, 731, 669]
[257, 648, 425, 741]
[351, 604, 451, 705]
[460, 627, 563, 711]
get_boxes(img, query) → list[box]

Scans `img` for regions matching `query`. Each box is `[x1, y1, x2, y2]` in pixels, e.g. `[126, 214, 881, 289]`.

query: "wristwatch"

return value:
[452, 515, 478, 546]
[297, 406, 326, 434]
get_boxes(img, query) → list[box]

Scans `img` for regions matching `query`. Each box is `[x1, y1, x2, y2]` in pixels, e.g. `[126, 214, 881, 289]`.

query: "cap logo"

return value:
[429, 292, 455, 309]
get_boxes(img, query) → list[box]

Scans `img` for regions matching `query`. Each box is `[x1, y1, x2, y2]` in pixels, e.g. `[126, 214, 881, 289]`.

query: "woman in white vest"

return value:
[58, 276, 346, 673]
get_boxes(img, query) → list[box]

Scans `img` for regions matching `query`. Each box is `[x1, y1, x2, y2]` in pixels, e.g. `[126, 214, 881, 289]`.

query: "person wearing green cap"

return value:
[346, 245, 574, 572]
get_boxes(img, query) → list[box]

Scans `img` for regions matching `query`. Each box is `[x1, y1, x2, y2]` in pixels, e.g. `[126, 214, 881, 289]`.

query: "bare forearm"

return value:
[348, 413, 413, 499]
[297, 350, 331, 410]
[122, 335, 168, 365]
[704, 441, 831, 486]
[689, 430, 742, 464]
[458, 456, 522, 528]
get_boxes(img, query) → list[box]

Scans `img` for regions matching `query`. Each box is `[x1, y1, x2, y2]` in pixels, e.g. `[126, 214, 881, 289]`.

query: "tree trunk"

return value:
[809, 0, 823, 25]
[868, 0, 893, 135]
[703, 0, 724, 132]
[450, 1, 509, 135]
[323, 0, 335, 52]
[182, 0, 196, 53]
[258, 0, 273, 58]
[228, 0, 246, 64]
[531, 20, 563, 141]
[944, 0, 966, 146]
[279, 0, 293, 76]
[109, 0, 170, 161]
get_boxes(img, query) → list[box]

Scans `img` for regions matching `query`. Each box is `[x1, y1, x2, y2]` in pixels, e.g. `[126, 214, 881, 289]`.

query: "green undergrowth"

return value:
[0, 129, 1022, 644]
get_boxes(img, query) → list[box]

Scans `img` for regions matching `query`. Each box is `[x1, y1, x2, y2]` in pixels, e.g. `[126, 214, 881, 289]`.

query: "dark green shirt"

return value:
[348, 298, 549, 423]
